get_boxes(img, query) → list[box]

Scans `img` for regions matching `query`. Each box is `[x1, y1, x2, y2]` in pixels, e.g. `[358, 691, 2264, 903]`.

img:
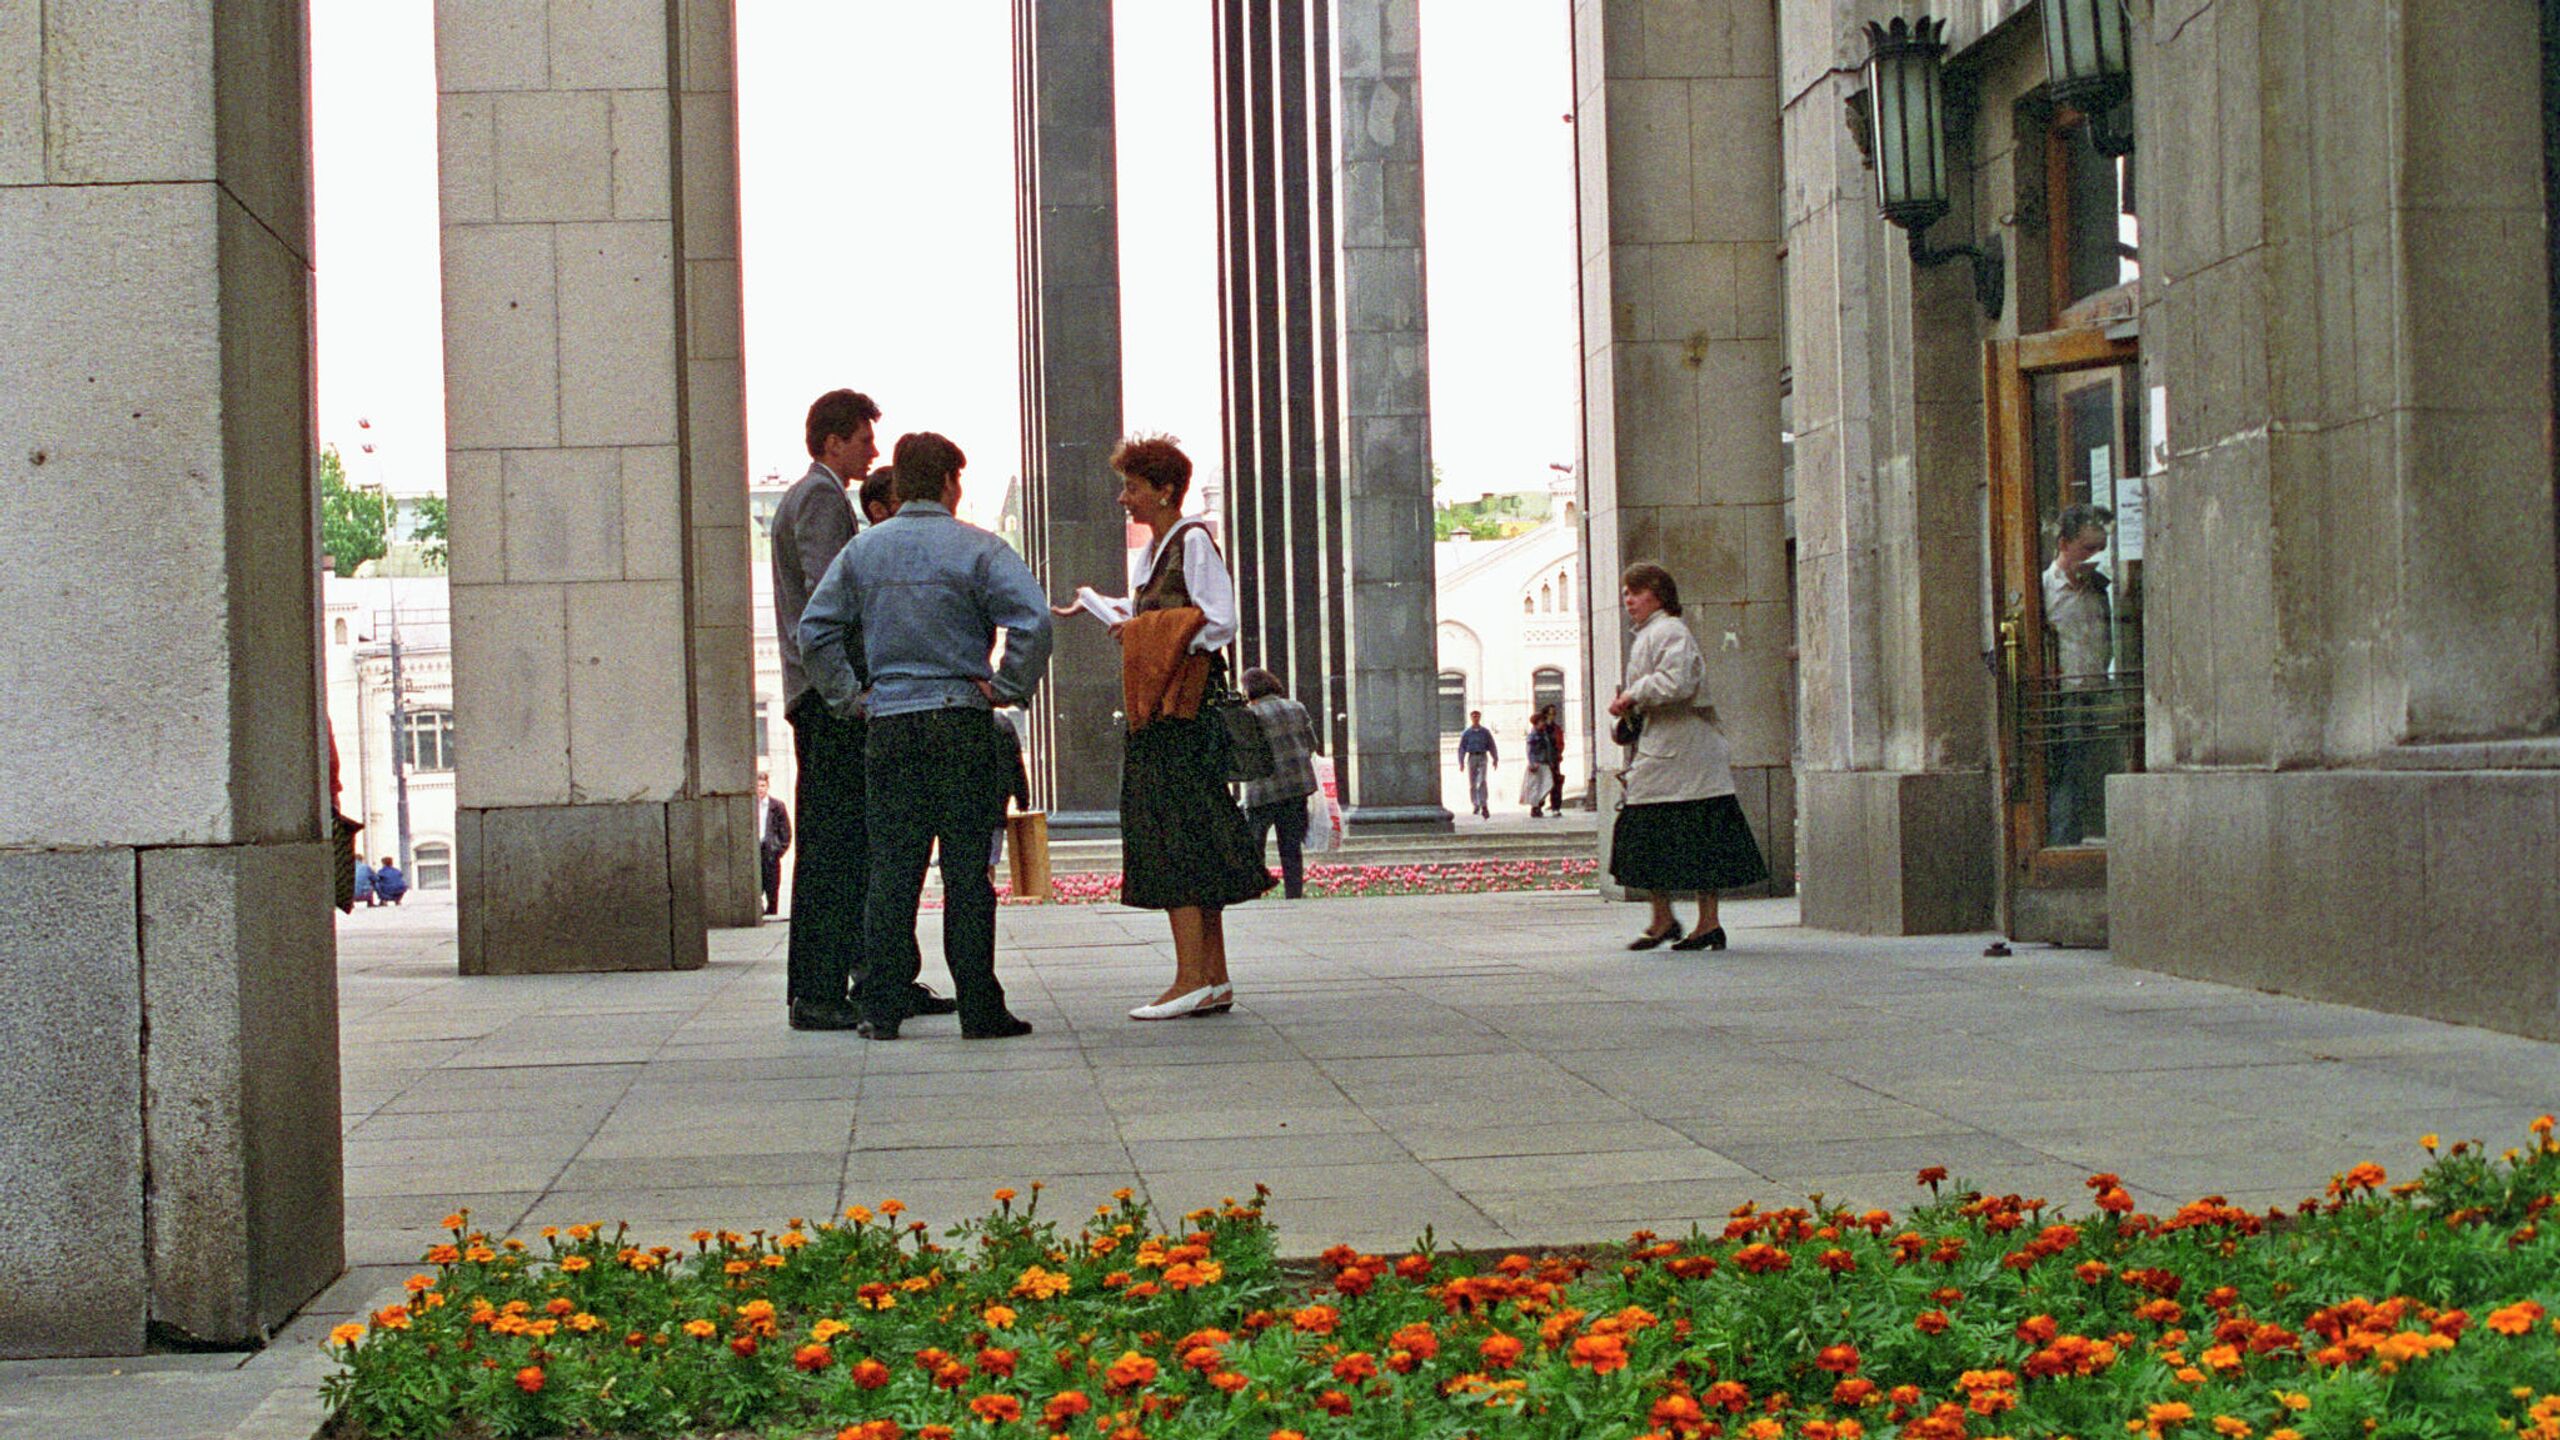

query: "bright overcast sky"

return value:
[309, 0, 1576, 523]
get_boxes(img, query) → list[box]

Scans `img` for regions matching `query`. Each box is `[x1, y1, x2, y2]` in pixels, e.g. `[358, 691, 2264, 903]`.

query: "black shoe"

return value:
[854, 1018, 902, 1041]
[961, 1015, 1034, 1040]
[788, 999, 863, 1031]
[1627, 923, 1684, 952]
[1672, 927, 1728, 953]
[907, 985, 958, 1016]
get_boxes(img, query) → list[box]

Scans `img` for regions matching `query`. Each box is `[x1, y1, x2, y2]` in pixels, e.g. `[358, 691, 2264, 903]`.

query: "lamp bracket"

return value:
[1907, 228, 2006, 320]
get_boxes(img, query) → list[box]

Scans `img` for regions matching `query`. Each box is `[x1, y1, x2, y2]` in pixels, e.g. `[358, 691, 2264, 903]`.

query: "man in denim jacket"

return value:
[800, 432, 1053, 1040]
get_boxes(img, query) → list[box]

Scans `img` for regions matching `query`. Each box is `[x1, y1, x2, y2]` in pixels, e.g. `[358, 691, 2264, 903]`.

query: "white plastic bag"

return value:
[1302, 754, 1345, 853]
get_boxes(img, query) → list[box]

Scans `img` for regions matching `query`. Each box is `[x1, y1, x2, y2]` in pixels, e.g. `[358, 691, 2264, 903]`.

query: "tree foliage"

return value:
[412, 494, 450, 572]
[319, 445, 392, 577]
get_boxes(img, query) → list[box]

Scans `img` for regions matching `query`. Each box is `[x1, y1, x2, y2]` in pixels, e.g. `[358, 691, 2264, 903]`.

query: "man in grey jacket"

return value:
[769, 390, 953, 1031]
[800, 431, 1052, 1040]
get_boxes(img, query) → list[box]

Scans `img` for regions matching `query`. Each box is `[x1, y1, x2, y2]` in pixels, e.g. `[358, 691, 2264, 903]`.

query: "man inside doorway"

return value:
[1457, 710, 1498, 819]
[2042, 503, 2115, 847]
[769, 389, 956, 1031]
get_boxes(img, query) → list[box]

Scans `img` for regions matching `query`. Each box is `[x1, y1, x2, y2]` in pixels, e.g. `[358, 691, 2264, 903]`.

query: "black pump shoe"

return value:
[1672, 927, 1728, 952]
[1627, 923, 1685, 951]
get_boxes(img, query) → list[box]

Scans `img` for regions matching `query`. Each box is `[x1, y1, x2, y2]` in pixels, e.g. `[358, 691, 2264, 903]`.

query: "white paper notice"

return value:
[2147, 386, 2170, 474]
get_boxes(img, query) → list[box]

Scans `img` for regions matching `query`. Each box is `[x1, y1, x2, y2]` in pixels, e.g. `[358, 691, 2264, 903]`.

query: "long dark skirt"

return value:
[1120, 714, 1277, 911]
[1610, 795, 1769, 894]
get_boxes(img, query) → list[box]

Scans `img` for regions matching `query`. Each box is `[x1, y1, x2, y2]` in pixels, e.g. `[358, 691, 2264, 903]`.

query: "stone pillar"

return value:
[1013, 0, 1130, 836]
[436, 0, 761, 973]
[2110, 0, 2560, 1037]
[0, 0, 342, 1356]
[1213, 0, 1449, 831]
[1572, 0, 1795, 890]
[1782, 1, 1994, 933]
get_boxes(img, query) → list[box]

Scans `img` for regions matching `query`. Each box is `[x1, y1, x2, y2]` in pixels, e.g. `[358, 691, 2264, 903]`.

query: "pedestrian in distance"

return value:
[353, 854, 377, 908]
[800, 431, 1052, 1042]
[1541, 706, 1569, 814]
[1521, 707, 1558, 816]
[755, 772, 791, 919]
[1457, 709, 1497, 818]
[373, 856, 408, 907]
[1239, 667, 1320, 900]
[1052, 434, 1274, 1020]
[769, 390, 956, 1031]
[1606, 563, 1767, 952]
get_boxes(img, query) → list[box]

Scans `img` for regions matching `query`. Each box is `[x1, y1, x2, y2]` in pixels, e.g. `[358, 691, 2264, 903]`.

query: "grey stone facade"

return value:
[435, 0, 761, 972]
[0, 0, 342, 1355]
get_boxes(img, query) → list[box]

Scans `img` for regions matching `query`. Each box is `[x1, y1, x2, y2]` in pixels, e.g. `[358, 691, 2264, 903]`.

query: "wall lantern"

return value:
[1860, 17, 2004, 319]
[2039, 0, 2136, 155]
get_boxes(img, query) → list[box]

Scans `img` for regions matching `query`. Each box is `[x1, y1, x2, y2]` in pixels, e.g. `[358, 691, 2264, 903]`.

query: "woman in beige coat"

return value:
[1605, 563, 1768, 951]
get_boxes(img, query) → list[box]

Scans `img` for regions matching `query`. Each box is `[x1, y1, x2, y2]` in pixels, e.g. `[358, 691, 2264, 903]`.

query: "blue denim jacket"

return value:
[798, 502, 1055, 719]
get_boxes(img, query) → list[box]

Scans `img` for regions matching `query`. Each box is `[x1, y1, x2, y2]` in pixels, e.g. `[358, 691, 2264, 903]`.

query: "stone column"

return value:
[1013, 0, 1130, 835]
[0, 0, 342, 1356]
[436, 0, 760, 973]
[2109, 0, 2560, 1037]
[1572, 0, 1795, 890]
[1213, 0, 1449, 830]
[1782, 1, 1994, 933]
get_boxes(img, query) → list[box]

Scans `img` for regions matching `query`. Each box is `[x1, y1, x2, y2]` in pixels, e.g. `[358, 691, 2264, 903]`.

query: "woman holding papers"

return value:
[1053, 436, 1274, 1020]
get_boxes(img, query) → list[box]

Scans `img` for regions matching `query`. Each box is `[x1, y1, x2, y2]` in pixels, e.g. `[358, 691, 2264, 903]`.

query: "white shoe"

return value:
[1193, 983, 1235, 1016]
[1129, 985, 1218, 1021]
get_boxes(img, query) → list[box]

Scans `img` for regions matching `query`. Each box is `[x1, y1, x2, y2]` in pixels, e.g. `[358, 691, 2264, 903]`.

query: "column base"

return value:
[1045, 810, 1123, 841]
[1795, 769, 1990, 933]
[457, 801, 712, 974]
[2111, 768, 2560, 1041]
[1344, 805, 1455, 835]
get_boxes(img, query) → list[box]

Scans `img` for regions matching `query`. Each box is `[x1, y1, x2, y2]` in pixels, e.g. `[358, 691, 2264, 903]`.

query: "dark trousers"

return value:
[1245, 796, 1310, 898]
[861, 709, 1010, 1029]
[786, 692, 867, 1007]
[759, 852, 782, 914]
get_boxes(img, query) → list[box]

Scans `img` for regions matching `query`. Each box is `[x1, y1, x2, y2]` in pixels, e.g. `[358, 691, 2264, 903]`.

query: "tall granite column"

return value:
[1213, 0, 1448, 831]
[1571, 0, 1795, 890]
[1013, 0, 1130, 835]
[0, 0, 342, 1355]
[437, 0, 761, 973]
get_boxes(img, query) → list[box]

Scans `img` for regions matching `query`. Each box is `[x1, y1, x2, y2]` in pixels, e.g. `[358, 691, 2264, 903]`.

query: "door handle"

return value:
[1997, 616, 2024, 791]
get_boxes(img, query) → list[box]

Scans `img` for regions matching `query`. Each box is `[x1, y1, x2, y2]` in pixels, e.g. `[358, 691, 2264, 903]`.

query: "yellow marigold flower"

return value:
[2212, 1419, 2251, 1439]
[1012, 1266, 1072, 1301]
[683, 1319, 717, 1339]
[2200, 1344, 2242, 1371]
[327, 1323, 366, 1349]
[2421, 1133, 2439, 1152]
[441, 1212, 467, 1231]
[560, 1255, 591, 1273]
[812, 1318, 852, 1343]
[2276, 1392, 2310, 1412]
[983, 1305, 1018, 1329]
[569, 1312, 604, 1332]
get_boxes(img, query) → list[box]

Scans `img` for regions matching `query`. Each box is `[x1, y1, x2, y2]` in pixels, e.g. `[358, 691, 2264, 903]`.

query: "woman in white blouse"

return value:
[1053, 436, 1274, 1019]
[1605, 563, 1768, 951]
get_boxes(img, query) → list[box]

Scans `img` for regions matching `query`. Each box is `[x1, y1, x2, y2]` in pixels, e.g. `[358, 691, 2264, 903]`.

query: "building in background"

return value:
[1432, 467, 1585, 816]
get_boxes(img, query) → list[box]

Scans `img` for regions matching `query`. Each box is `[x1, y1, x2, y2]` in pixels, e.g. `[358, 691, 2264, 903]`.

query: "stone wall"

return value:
[436, 0, 761, 972]
[2110, 0, 2560, 1036]
[1573, 0, 1797, 893]
[0, 0, 341, 1356]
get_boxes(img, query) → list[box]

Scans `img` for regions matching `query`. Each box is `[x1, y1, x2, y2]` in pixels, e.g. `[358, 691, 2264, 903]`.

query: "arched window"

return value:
[1558, 571, 1573, 610]
[1436, 671, 1469, 733]
[1521, 595, 1534, 614]
[1532, 667, 1567, 719]
[332, 617, 349, 645]
[413, 842, 452, 890]
[399, 708, 456, 773]
[1539, 584, 1553, 612]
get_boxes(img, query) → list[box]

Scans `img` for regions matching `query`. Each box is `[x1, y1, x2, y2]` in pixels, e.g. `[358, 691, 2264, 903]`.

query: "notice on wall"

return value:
[2147, 386, 2171, 474]
[2113, 474, 2147, 564]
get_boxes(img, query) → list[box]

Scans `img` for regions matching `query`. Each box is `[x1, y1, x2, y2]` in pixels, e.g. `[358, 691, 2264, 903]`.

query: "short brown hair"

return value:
[1241, 666, 1285, 701]
[1110, 434, 1193, 505]
[805, 389, 881, 459]
[891, 432, 966, 502]
[1620, 563, 1683, 616]
[858, 466, 898, 519]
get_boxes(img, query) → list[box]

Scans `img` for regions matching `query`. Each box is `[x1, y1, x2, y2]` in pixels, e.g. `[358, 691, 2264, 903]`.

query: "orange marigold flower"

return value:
[514, 1366, 544, 1394]
[1701, 1380, 1751, 1411]
[1041, 1391, 1091, 1428]
[980, 1347, 1019, 1377]
[326, 1322, 366, 1349]
[1650, 1395, 1706, 1429]
[969, 1394, 1022, 1424]
[1914, 1309, 1951, 1335]
[2149, 1401, 2196, 1426]
[2095, 1186, 2135, 1214]
[852, 1358, 892, 1389]
[1104, 1352, 1158, 1391]
[1291, 1305, 1340, 1335]
[1314, 1389, 1354, 1415]
[730, 1335, 758, 1358]
[1332, 1352, 1379, 1383]
[1479, 1333, 1525, 1368]
[1916, 1167, 1950, 1187]
[2212, 1419, 2251, 1439]
[1832, 1377, 1878, 1406]
[1816, 1343, 1862, 1374]
[1567, 1333, 1628, 1374]
[2490, 1301, 2548, 1335]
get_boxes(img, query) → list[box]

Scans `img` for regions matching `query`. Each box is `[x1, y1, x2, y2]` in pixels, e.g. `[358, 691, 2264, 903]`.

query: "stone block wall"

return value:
[1574, 0, 1795, 891]
[0, 0, 341, 1356]
[436, 0, 760, 971]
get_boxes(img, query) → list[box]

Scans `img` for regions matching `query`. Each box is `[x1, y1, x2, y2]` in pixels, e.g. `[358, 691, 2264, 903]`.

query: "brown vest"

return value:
[1133, 520, 1211, 616]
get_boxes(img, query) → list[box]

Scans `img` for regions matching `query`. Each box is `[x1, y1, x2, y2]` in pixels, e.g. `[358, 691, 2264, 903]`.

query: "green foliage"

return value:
[318, 1124, 2560, 1439]
[320, 445, 392, 578]
[411, 494, 450, 573]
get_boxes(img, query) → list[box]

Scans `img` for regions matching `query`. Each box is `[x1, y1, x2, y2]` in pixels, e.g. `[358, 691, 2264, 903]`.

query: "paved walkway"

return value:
[9, 889, 2556, 1439]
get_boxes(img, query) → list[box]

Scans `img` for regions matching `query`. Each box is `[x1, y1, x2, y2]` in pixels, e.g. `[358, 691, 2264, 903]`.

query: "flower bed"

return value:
[988, 859, 1601, 906]
[324, 1124, 2560, 1440]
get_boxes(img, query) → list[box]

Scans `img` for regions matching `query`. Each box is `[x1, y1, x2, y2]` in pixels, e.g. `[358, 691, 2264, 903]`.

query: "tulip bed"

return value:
[323, 1124, 2560, 1440]
[993, 859, 1602, 906]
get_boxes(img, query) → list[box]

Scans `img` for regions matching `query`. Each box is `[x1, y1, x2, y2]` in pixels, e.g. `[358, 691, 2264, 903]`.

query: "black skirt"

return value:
[1120, 714, 1277, 911]
[1610, 795, 1769, 894]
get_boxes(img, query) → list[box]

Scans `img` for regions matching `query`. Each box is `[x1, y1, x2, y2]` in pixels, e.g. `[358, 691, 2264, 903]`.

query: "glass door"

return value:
[1988, 333, 2146, 938]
